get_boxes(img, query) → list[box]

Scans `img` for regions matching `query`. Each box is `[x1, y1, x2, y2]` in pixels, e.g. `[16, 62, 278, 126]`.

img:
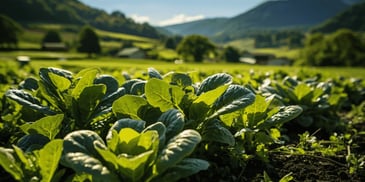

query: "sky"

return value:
[79, 0, 266, 26]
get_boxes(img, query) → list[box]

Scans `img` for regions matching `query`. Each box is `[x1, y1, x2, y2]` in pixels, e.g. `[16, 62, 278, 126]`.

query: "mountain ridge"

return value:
[0, 0, 161, 38]
[162, 0, 360, 41]
[312, 1, 365, 33]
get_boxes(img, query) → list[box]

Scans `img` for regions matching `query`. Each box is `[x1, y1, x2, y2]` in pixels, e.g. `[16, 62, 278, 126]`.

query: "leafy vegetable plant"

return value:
[260, 76, 347, 133]
[113, 69, 256, 147]
[0, 139, 63, 182]
[5, 67, 126, 137]
[61, 112, 208, 182]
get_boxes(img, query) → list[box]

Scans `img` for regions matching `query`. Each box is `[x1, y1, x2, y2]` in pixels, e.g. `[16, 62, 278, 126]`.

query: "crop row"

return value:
[0, 65, 364, 181]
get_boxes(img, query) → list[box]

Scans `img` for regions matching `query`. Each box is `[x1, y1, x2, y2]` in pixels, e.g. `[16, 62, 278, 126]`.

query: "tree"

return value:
[301, 29, 365, 67]
[77, 26, 101, 58]
[176, 35, 216, 62]
[223, 46, 241, 63]
[42, 30, 62, 43]
[0, 14, 22, 48]
[164, 36, 182, 49]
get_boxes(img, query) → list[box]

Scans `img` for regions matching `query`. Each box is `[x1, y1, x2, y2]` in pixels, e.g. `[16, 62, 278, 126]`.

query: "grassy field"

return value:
[2, 57, 361, 79]
[253, 47, 301, 60]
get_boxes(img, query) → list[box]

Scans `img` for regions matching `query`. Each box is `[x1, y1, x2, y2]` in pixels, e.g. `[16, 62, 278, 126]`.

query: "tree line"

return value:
[0, 14, 101, 57]
[0, 0, 161, 39]
[2, 14, 365, 67]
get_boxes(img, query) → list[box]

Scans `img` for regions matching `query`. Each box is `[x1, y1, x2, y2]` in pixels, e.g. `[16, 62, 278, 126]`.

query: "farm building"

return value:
[116, 47, 146, 59]
[240, 53, 291, 65]
[42, 42, 68, 51]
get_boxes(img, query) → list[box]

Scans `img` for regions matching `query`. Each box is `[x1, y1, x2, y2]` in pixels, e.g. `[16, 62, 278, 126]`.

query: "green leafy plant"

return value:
[0, 139, 63, 182]
[260, 76, 347, 133]
[223, 95, 303, 162]
[113, 70, 256, 147]
[5, 67, 126, 137]
[61, 113, 208, 182]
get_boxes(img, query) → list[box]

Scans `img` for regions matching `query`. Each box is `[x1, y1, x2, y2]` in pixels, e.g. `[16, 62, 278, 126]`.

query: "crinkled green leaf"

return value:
[16, 134, 50, 152]
[189, 85, 228, 121]
[244, 95, 272, 128]
[13, 145, 31, 171]
[158, 109, 184, 140]
[130, 81, 146, 95]
[145, 78, 175, 112]
[148, 67, 163, 80]
[112, 95, 148, 120]
[155, 158, 209, 182]
[155, 129, 201, 174]
[19, 77, 38, 91]
[37, 81, 63, 112]
[5, 89, 56, 115]
[164, 72, 193, 87]
[100, 87, 126, 107]
[62, 151, 117, 181]
[48, 72, 72, 92]
[39, 139, 63, 182]
[210, 85, 255, 119]
[122, 79, 144, 94]
[118, 150, 155, 182]
[38, 68, 72, 108]
[118, 128, 158, 154]
[0, 147, 23, 180]
[20, 114, 64, 140]
[294, 83, 312, 101]
[107, 119, 146, 142]
[61, 130, 118, 181]
[169, 85, 185, 108]
[72, 68, 99, 99]
[258, 105, 303, 129]
[62, 130, 105, 160]
[78, 84, 106, 121]
[196, 73, 232, 95]
[202, 119, 235, 146]
[143, 122, 166, 150]
[283, 76, 298, 87]
[94, 75, 119, 95]
[39, 67, 73, 81]
[114, 129, 159, 181]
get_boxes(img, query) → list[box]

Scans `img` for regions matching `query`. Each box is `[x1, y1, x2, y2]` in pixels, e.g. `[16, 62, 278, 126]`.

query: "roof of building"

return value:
[117, 47, 142, 56]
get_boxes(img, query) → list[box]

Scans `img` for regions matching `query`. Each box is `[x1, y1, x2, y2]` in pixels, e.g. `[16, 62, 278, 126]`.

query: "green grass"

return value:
[225, 38, 255, 51]
[16, 24, 158, 51]
[0, 51, 85, 59]
[253, 47, 301, 59]
[95, 29, 157, 43]
[13, 58, 363, 79]
[157, 49, 179, 60]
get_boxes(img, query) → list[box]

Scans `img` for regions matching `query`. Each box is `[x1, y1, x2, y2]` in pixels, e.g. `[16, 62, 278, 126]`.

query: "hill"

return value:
[311, 1, 365, 33]
[0, 0, 161, 39]
[163, 18, 228, 36]
[163, 0, 351, 41]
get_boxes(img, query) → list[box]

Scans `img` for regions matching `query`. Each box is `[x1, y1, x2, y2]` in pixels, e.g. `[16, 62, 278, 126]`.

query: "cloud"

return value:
[159, 14, 205, 26]
[130, 14, 150, 23]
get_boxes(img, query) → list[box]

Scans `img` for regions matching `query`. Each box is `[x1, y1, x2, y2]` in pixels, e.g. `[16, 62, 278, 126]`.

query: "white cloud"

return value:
[159, 14, 205, 26]
[130, 14, 150, 24]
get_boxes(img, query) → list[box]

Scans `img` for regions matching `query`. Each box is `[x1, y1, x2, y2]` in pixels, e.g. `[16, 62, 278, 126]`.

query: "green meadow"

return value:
[1, 58, 363, 80]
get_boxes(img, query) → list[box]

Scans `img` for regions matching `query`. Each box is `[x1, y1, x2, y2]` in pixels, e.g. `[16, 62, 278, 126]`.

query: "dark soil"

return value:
[267, 154, 363, 182]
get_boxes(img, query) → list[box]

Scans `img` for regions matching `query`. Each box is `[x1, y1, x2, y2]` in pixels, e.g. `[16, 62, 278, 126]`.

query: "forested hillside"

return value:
[0, 0, 161, 38]
[163, 0, 351, 42]
[163, 18, 228, 37]
[312, 1, 365, 33]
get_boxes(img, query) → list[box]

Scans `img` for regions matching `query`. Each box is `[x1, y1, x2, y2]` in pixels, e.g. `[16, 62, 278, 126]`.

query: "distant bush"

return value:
[77, 26, 101, 58]
[300, 29, 365, 67]
[177, 35, 216, 62]
[42, 30, 62, 43]
[0, 14, 22, 48]
[223, 46, 241, 63]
